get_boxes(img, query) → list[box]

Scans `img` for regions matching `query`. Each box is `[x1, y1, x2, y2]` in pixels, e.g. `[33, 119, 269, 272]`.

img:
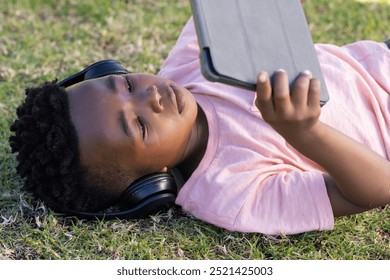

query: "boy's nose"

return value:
[147, 85, 164, 113]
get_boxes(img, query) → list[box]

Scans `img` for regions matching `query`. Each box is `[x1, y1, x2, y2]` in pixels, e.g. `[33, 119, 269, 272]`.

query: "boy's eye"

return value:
[125, 77, 134, 93]
[137, 116, 146, 139]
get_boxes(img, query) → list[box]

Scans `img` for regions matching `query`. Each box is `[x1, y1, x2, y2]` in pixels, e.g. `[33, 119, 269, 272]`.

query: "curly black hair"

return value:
[9, 81, 116, 213]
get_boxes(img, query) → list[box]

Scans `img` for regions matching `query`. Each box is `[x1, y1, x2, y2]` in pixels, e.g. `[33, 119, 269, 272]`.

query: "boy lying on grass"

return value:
[9, 16, 390, 235]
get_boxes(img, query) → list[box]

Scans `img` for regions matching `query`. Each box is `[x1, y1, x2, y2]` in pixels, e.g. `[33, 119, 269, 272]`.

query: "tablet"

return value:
[190, 0, 329, 106]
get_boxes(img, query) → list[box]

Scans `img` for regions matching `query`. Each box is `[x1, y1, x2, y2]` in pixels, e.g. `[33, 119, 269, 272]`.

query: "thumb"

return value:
[255, 71, 274, 115]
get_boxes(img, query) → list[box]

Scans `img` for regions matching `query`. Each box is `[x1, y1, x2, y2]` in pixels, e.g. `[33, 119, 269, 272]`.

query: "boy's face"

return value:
[67, 74, 198, 195]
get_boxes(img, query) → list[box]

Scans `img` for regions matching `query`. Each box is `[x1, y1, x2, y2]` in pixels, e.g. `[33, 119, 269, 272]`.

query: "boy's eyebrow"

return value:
[118, 110, 134, 143]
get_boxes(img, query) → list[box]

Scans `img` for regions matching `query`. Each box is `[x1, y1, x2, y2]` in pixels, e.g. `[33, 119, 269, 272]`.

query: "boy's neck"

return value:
[176, 104, 209, 184]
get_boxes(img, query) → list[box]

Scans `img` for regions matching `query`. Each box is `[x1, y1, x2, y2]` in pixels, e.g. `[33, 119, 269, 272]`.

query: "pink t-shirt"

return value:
[158, 18, 390, 235]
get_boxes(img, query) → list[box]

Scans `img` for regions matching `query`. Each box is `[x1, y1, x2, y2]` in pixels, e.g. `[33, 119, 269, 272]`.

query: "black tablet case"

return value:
[190, 0, 329, 106]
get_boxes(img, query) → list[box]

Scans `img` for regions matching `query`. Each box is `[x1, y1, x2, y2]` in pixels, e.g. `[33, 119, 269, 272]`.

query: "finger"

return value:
[291, 70, 312, 107]
[255, 71, 274, 115]
[272, 69, 290, 114]
[307, 78, 321, 108]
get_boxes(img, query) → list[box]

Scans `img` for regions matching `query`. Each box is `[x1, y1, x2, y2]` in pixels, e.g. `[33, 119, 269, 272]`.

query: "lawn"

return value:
[0, 0, 389, 260]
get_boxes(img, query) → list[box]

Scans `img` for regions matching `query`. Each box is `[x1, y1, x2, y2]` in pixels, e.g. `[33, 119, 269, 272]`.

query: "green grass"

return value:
[1, 0, 389, 260]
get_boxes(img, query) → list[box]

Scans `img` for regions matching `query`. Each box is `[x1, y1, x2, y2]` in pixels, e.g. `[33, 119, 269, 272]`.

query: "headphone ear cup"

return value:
[64, 172, 177, 220]
[117, 172, 177, 216]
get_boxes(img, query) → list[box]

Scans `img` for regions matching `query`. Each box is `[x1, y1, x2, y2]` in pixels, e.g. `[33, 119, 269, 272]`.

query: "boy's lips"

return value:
[170, 85, 184, 114]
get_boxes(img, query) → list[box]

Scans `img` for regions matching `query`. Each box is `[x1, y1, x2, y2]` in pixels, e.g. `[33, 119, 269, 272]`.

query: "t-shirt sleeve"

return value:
[232, 170, 334, 235]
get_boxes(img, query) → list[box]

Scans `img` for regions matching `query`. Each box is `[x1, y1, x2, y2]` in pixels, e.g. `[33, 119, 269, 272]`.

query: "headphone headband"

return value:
[58, 59, 129, 88]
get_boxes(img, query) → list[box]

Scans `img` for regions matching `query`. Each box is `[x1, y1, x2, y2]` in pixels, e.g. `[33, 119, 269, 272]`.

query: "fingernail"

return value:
[276, 68, 286, 73]
[258, 72, 267, 83]
[302, 70, 312, 77]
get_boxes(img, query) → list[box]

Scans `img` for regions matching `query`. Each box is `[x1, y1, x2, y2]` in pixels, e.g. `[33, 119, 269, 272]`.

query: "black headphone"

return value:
[58, 59, 178, 220]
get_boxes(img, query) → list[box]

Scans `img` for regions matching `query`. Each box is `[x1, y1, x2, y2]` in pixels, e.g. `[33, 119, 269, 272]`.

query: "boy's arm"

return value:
[255, 70, 390, 216]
